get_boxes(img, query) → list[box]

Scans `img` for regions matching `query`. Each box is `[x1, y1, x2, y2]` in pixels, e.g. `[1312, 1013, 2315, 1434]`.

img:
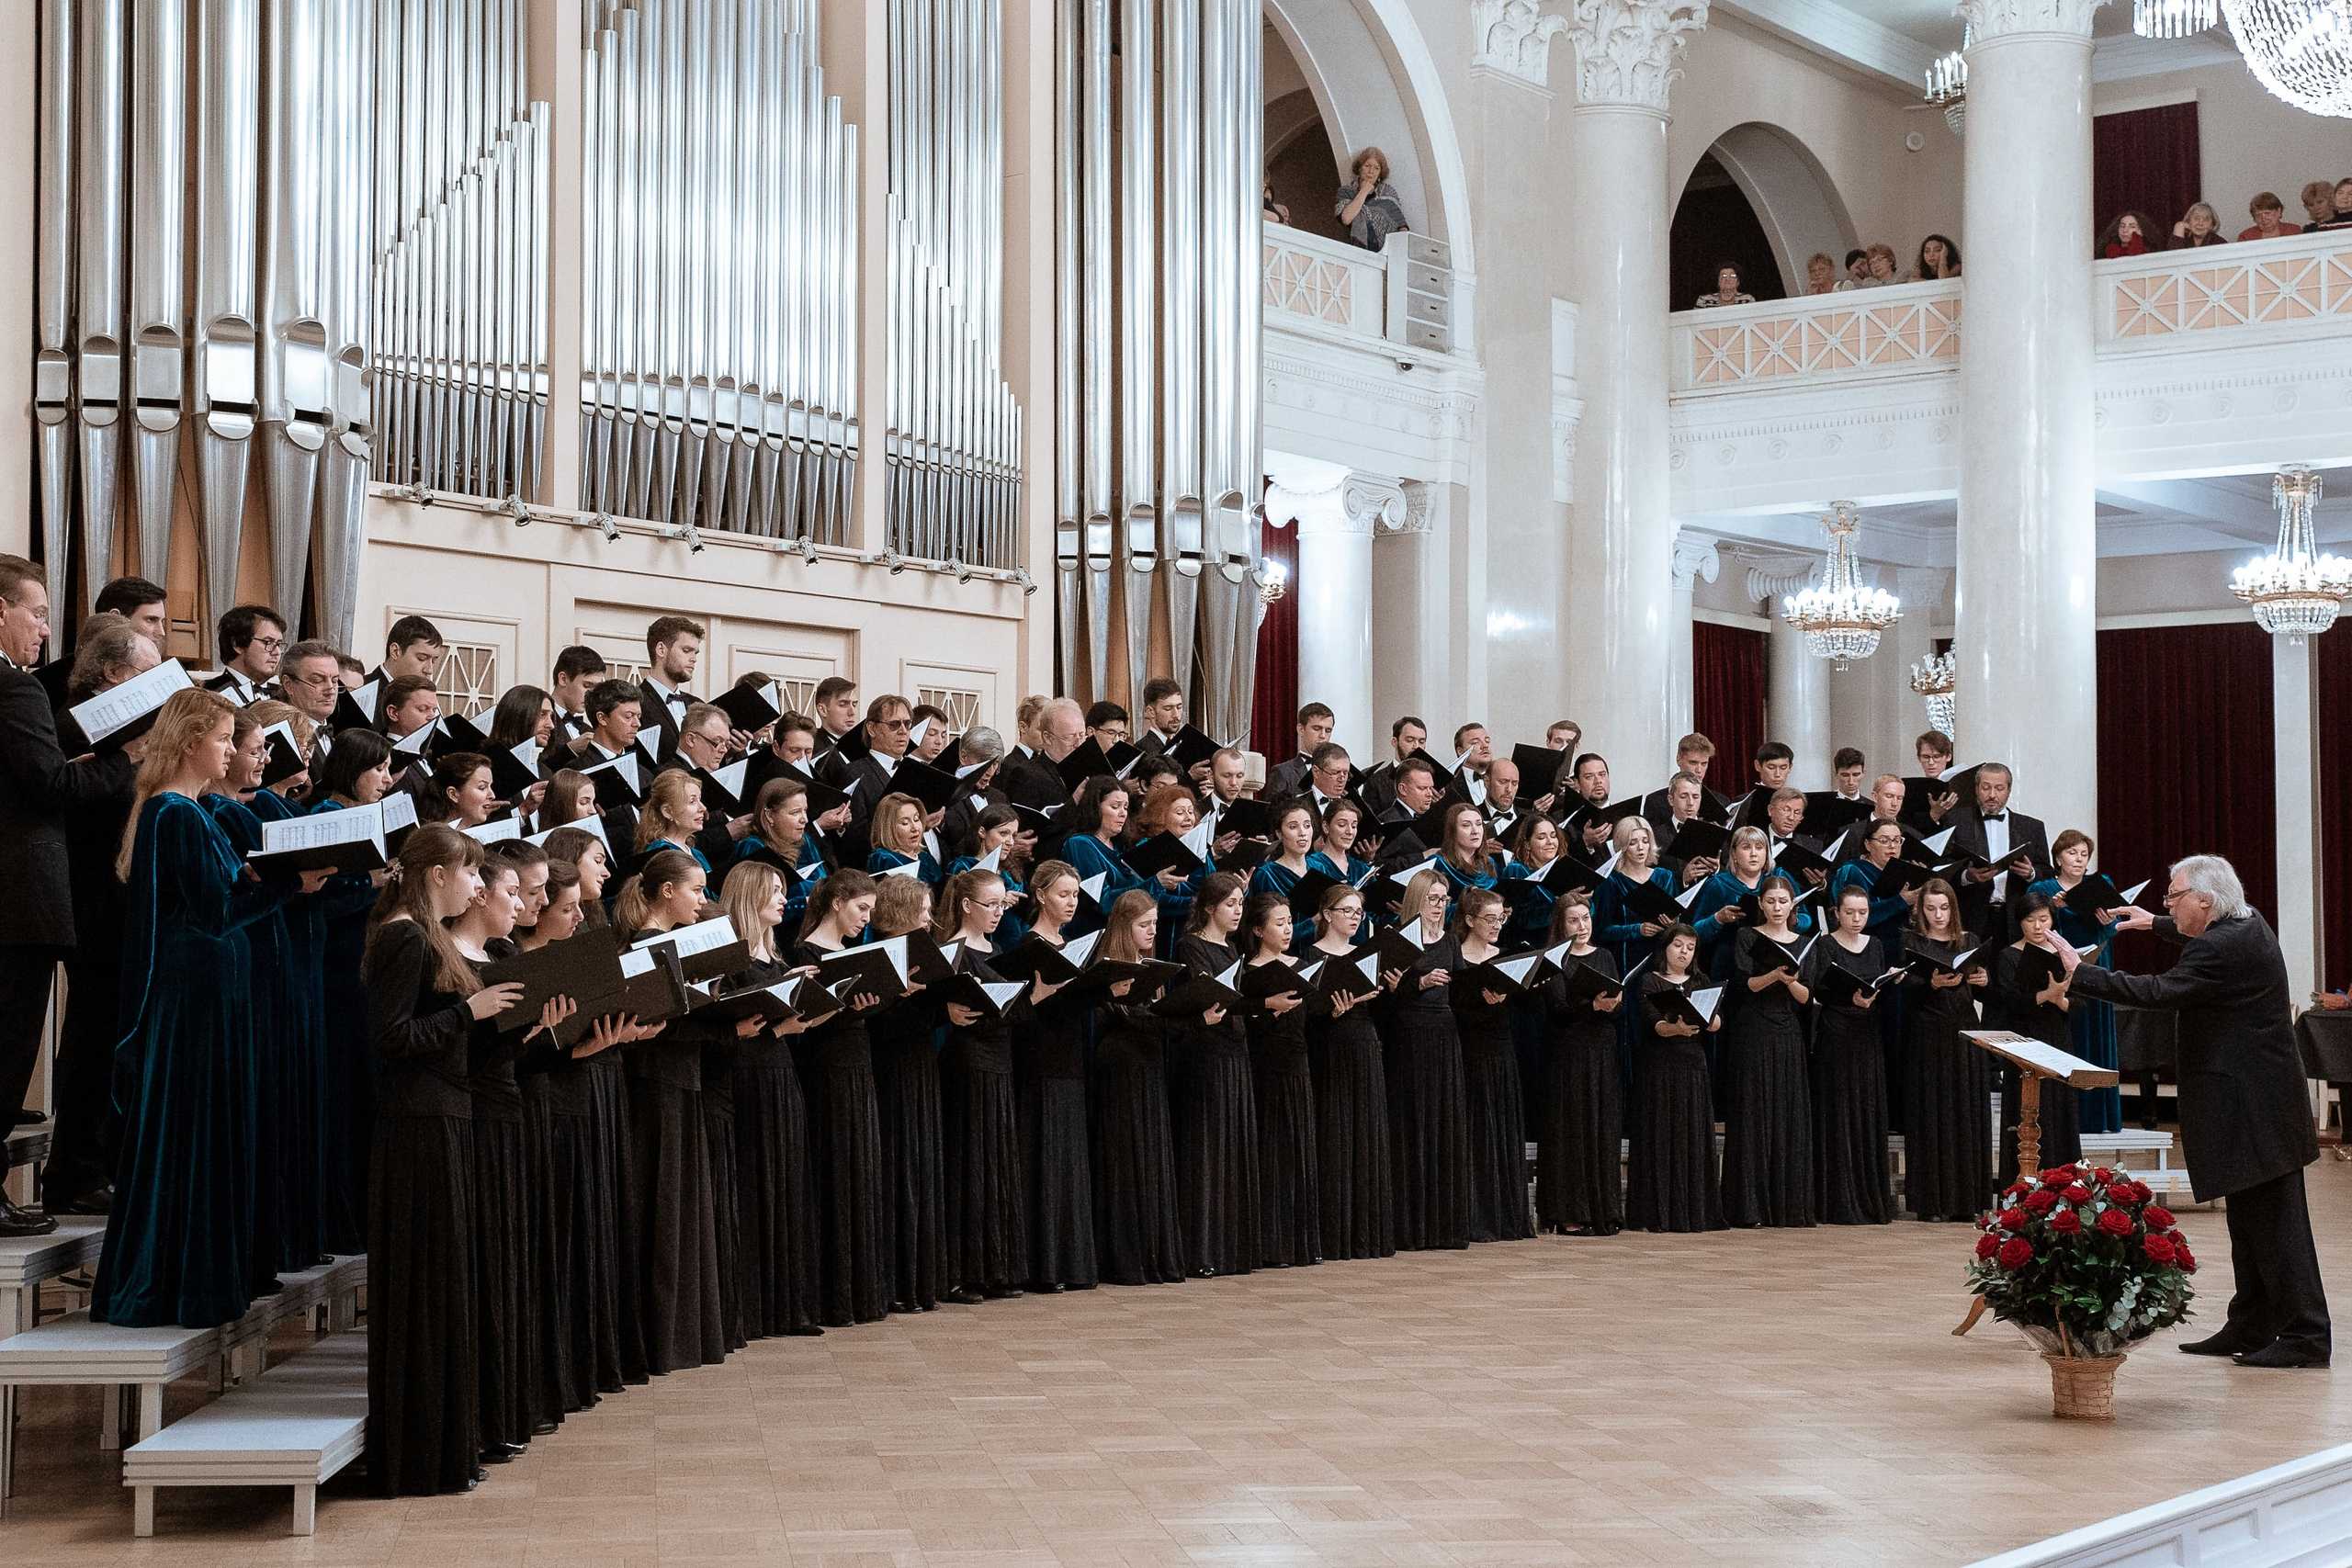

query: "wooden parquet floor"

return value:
[11, 1160, 2352, 1566]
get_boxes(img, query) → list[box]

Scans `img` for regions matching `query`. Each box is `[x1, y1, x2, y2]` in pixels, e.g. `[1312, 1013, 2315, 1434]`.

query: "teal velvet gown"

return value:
[199, 793, 303, 1280]
[246, 788, 328, 1266]
[306, 796, 380, 1255]
[92, 793, 285, 1327]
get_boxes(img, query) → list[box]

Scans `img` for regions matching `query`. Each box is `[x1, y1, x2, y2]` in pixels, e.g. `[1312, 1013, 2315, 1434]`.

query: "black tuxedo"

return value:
[1942, 805, 2049, 941]
[1640, 784, 1729, 838]
[999, 751, 1067, 813]
[636, 678, 694, 763]
[1264, 754, 1313, 801]
[553, 706, 590, 742]
[940, 784, 1007, 861]
[34, 658, 71, 717]
[203, 668, 274, 706]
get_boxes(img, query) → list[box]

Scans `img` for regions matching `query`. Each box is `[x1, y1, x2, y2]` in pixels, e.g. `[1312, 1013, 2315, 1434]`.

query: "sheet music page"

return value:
[1962, 1030, 2111, 1083]
[255, 804, 384, 854]
[463, 817, 522, 845]
[635, 915, 741, 960]
[69, 659, 194, 742]
[379, 793, 419, 835]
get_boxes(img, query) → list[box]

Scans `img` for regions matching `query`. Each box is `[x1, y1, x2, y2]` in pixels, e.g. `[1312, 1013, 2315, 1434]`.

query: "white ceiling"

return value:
[1714, 0, 2241, 94]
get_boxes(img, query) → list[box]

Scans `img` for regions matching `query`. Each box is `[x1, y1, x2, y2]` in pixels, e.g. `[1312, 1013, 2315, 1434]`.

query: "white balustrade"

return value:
[2099, 228, 2352, 346]
[1671, 279, 1962, 393]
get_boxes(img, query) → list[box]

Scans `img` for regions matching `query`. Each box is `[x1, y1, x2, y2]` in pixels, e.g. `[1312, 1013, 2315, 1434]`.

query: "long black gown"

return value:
[869, 984, 944, 1309]
[198, 795, 293, 1287]
[1719, 929, 1815, 1228]
[1169, 933, 1261, 1276]
[1089, 986, 1185, 1285]
[1016, 973, 1098, 1290]
[1245, 960, 1321, 1267]
[1453, 966, 1532, 1243]
[244, 789, 328, 1269]
[304, 798, 379, 1257]
[623, 994, 727, 1371]
[1994, 944, 2083, 1181]
[1804, 935, 1894, 1224]
[1304, 962, 1394, 1259]
[360, 919, 480, 1496]
[93, 794, 281, 1328]
[702, 1027, 749, 1354]
[1902, 935, 1995, 1220]
[727, 955, 822, 1337]
[940, 954, 1027, 1295]
[1624, 973, 1724, 1234]
[517, 1028, 594, 1419]
[1534, 952, 1622, 1235]
[1378, 933, 1472, 1250]
[788, 937, 892, 1324]
[582, 1046, 642, 1386]
[466, 952, 537, 1452]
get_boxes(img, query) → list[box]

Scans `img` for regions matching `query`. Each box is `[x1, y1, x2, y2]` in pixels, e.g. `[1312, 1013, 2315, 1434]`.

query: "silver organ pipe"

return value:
[75, 0, 129, 616]
[129, 0, 189, 586]
[34, 0, 76, 619]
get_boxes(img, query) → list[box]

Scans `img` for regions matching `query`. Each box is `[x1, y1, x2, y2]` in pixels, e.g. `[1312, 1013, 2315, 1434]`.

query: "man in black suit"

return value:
[1358, 714, 1428, 818]
[40, 576, 169, 715]
[1263, 702, 1334, 801]
[549, 645, 608, 739]
[837, 693, 918, 860]
[365, 613, 445, 690]
[0, 556, 140, 1235]
[635, 614, 706, 764]
[938, 725, 1008, 860]
[1133, 677, 1186, 754]
[2061, 856, 2331, 1369]
[204, 604, 286, 705]
[1000, 696, 1080, 812]
[1941, 762, 2047, 942]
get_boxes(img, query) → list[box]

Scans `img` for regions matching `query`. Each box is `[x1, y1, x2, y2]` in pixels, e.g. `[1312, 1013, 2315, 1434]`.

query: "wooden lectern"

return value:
[1952, 1030, 2120, 1337]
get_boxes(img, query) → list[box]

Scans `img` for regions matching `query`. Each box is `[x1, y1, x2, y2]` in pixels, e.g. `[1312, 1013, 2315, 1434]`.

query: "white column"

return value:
[1667, 530, 1718, 744]
[2274, 636, 2324, 999]
[1747, 557, 1830, 788]
[1265, 467, 1398, 761]
[1952, 0, 2103, 839]
[1564, 0, 1706, 770]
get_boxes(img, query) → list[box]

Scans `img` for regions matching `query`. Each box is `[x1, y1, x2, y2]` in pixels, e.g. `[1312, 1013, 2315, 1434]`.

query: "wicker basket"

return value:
[2042, 1351, 2128, 1419]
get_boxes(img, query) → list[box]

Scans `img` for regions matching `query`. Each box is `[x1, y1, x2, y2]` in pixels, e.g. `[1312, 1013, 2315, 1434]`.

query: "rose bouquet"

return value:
[1966, 1164, 2198, 1359]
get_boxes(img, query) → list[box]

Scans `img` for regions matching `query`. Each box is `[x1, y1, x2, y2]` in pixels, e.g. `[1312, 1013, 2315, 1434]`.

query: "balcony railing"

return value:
[2100, 229, 2352, 344]
[1262, 228, 1453, 355]
[1670, 279, 1961, 393]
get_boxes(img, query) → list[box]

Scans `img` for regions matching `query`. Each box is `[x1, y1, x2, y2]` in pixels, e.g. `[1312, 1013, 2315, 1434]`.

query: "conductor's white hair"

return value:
[2170, 854, 2247, 921]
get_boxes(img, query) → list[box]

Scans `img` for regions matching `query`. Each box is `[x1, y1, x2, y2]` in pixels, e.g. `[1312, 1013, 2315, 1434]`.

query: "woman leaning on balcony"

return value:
[1692, 263, 1757, 310]
[2239, 191, 2297, 242]
[1336, 146, 1410, 253]
[2098, 211, 2154, 259]
[2168, 202, 2230, 250]
[1910, 233, 1962, 280]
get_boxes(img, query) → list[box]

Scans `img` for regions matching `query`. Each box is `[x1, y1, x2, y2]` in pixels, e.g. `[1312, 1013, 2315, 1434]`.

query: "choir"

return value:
[13, 577, 2137, 1499]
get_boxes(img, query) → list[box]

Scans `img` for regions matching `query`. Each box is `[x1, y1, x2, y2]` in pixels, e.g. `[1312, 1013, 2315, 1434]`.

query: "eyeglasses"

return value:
[285, 669, 338, 689]
[2160, 886, 2196, 906]
[252, 636, 286, 652]
[967, 898, 1006, 912]
[877, 716, 911, 731]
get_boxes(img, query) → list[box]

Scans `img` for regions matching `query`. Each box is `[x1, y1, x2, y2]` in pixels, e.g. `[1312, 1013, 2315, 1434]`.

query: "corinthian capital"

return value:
[1569, 0, 1709, 112]
[1957, 0, 2108, 40]
[1474, 0, 1571, 89]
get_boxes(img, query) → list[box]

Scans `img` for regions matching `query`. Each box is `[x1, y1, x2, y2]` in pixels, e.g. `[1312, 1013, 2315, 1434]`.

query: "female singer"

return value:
[1061, 775, 1192, 934]
[1308, 797, 1374, 892]
[866, 792, 944, 887]
[714, 862, 823, 1338]
[1828, 819, 1915, 946]
[867, 874, 954, 1309]
[1090, 889, 1186, 1284]
[1305, 886, 1393, 1258]
[1719, 875, 1815, 1229]
[944, 805, 1030, 948]
[935, 868, 1033, 1298]
[1993, 889, 2083, 1179]
[420, 752, 497, 829]
[788, 870, 894, 1324]
[1498, 815, 1569, 948]
[738, 777, 830, 930]
[309, 728, 398, 1255]
[635, 772, 713, 879]
[537, 769, 600, 834]
[1241, 893, 1318, 1267]
[1596, 817, 1678, 984]
[1902, 879, 1994, 1221]
[1451, 886, 1532, 1242]
[541, 825, 614, 923]
[1012, 861, 1099, 1292]
[1379, 868, 1472, 1251]
[1804, 886, 1894, 1224]
[96, 691, 322, 1328]
[238, 701, 328, 1266]
[1248, 800, 1320, 950]
[2029, 830, 2123, 1134]
[1688, 827, 1814, 980]
[612, 849, 732, 1371]
[1170, 873, 1261, 1277]
[1534, 893, 1622, 1236]
[1625, 922, 1725, 1234]
[1431, 801, 1498, 908]
[361, 824, 522, 1495]
[1136, 780, 1202, 840]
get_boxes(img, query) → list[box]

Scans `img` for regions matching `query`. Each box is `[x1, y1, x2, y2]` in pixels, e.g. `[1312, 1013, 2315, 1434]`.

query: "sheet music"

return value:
[619, 949, 657, 978]
[974, 847, 1002, 874]
[511, 739, 542, 776]
[527, 813, 605, 851]
[1690, 986, 1724, 1024]
[391, 721, 435, 756]
[379, 793, 419, 837]
[1079, 872, 1107, 904]
[1063, 930, 1103, 966]
[1387, 854, 1439, 886]
[710, 758, 749, 800]
[349, 680, 381, 721]
[463, 817, 522, 846]
[1496, 953, 1542, 987]
[979, 980, 1023, 1011]
[1962, 1029, 2117, 1086]
[586, 753, 640, 793]
[634, 728, 662, 763]
[634, 915, 741, 960]
[254, 804, 383, 856]
[68, 659, 194, 742]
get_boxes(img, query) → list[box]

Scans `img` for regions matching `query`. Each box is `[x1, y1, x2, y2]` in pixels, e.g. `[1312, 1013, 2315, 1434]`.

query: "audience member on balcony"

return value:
[2168, 202, 2228, 249]
[1854, 243, 1901, 287]
[2317, 177, 2352, 231]
[1336, 147, 1409, 253]
[1911, 233, 1962, 280]
[2098, 211, 2154, 259]
[1804, 253, 1848, 295]
[1262, 183, 1291, 227]
[1843, 249, 1869, 287]
[1693, 264, 1756, 310]
[2239, 192, 2298, 242]
[2300, 180, 2338, 230]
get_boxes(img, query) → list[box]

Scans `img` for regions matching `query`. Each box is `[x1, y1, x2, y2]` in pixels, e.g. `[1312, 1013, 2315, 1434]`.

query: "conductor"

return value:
[2058, 854, 2331, 1369]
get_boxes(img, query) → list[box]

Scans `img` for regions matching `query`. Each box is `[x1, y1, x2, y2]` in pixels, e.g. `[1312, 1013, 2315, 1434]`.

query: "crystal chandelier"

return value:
[1909, 649, 1958, 736]
[2223, 0, 2352, 118]
[2135, 0, 2219, 36]
[1781, 502, 1903, 670]
[1925, 27, 1969, 134]
[2232, 466, 2351, 641]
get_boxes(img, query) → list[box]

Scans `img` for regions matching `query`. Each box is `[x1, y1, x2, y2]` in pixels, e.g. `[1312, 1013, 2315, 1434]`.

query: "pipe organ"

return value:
[578, 0, 859, 548]
[1054, 0, 1266, 739]
[885, 0, 1023, 570]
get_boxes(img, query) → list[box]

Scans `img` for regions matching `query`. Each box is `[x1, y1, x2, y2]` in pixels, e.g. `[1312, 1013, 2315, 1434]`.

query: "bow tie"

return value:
[1982, 810, 2007, 822]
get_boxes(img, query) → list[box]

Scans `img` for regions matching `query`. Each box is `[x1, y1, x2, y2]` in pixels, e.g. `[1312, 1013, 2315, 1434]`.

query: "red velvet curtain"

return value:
[2318, 628, 2352, 987]
[2092, 102, 2201, 243]
[1692, 621, 1767, 783]
[1249, 517, 1299, 761]
[2096, 624, 2276, 968]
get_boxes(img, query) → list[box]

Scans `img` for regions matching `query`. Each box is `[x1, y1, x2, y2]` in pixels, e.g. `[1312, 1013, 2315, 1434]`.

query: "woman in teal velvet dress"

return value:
[1247, 800, 1321, 951]
[94, 691, 323, 1329]
[2029, 829, 2123, 1134]
[306, 728, 398, 1256]
[1060, 776, 1192, 941]
[865, 791, 946, 887]
[240, 705, 330, 1267]
[1307, 799, 1375, 931]
[735, 776, 831, 939]
[944, 803, 1030, 951]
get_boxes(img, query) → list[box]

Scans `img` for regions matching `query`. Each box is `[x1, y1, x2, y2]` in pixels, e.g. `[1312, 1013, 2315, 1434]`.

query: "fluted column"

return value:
[1266, 467, 1402, 759]
[1564, 0, 1706, 767]
[1952, 0, 2103, 837]
[1667, 529, 1718, 745]
[1747, 555, 1829, 788]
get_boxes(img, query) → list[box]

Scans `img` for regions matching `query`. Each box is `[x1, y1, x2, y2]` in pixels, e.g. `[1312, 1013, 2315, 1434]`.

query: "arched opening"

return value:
[1671, 121, 1857, 303]
[1671, 152, 1784, 308]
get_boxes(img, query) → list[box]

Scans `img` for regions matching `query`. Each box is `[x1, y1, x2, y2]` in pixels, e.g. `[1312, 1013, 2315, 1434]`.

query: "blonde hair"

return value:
[719, 861, 784, 963]
[635, 769, 703, 851]
[243, 698, 316, 758]
[871, 873, 932, 937]
[870, 791, 925, 857]
[615, 847, 702, 931]
[1100, 890, 1158, 964]
[117, 689, 238, 879]
[1401, 867, 1450, 928]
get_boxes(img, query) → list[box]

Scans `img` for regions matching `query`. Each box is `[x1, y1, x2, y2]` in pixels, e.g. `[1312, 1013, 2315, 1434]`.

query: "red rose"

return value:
[2040, 1166, 2076, 1185]
[2097, 1207, 2134, 1237]
[2003, 1181, 2031, 1201]
[1997, 1236, 2033, 1269]
[2132, 1180, 2154, 1203]
[2024, 1189, 2060, 1214]
[2143, 1234, 2177, 1265]
[1975, 1233, 2000, 1260]
[2049, 1208, 2083, 1235]
[2064, 1183, 2092, 1205]
[2144, 1205, 2176, 1232]
[1999, 1207, 2031, 1231]
[2094, 1167, 2116, 1184]
[2175, 1243, 2197, 1272]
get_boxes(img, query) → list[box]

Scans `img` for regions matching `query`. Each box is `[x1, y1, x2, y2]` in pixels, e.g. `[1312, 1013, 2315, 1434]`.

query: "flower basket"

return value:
[1964, 1163, 2198, 1418]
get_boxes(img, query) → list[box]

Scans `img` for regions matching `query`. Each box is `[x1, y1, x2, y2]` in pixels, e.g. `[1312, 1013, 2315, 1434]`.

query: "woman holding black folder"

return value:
[1062, 775, 1193, 938]
[788, 869, 895, 1323]
[2028, 830, 2123, 1134]
[422, 752, 498, 829]
[309, 728, 398, 1255]
[1498, 815, 1569, 949]
[1248, 799, 1320, 951]
[867, 874, 956, 1309]
[1431, 802, 1498, 911]
[936, 868, 1035, 1298]
[636, 772, 716, 882]
[1804, 887, 1895, 1224]
[1595, 817, 1679, 985]
[1010, 862, 1098, 1292]
[944, 805, 1030, 949]
[1309, 798, 1375, 897]
[1170, 874, 1261, 1277]
[1626, 922, 1725, 1234]
[867, 791, 946, 887]
[738, 777, 830, 932]
[1241, 894, 1319, 1267]
[1719, 875, 1815, 1228]
[1901, 879, 1994, 1221]
[1992, 889, 2083, 1180]
[1534, 893, 1622, 1236]
[1379, 868, 1474, 1251]
[1306, 886, 1394, 1257]
[1090, 889, 1187, 1284]
[1688, 827, 1814, 981]
[1450, 887, 1532, 1242]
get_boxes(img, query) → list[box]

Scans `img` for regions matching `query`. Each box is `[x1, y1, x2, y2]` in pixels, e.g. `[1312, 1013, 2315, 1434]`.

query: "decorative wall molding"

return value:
[1392, 479, 1442, 538]
[1736, 550, 1820, 602]
[1958, 0, 2108, 41]
[1262, 333, 1485, 490]
[1473, 0, 1571, 90]
[1705, 0, 1941, 93]
[1568, 0, 1709, 111]
[1670, 530, 1722, 590]
[1342, 472, 1411, 534]
[1971, 1442, 2352, 1568]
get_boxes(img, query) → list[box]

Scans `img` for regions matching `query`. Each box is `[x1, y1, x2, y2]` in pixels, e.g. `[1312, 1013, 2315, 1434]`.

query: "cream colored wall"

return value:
[2095, 62, 2352, 231]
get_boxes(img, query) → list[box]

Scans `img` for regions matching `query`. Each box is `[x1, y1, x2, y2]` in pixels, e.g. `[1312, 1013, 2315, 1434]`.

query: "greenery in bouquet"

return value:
[1965, 1162, 2198, 1359]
